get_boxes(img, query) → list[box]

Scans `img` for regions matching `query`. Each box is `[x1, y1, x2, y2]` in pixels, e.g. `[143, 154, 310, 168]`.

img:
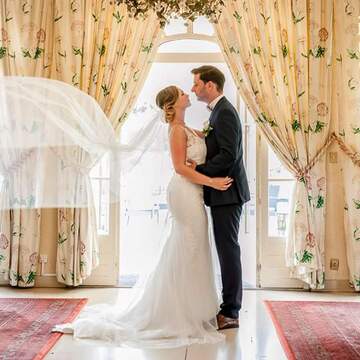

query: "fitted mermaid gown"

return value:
[53, 126, 224, 348]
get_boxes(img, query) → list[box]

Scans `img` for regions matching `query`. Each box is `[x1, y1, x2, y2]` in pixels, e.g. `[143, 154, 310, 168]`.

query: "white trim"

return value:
[256, 130, 262, 288]
[159, 33, 217, 45]
[258, 136, 304, 288]
[155, 52, 223, 63]
[84, 160, 120, 286]
[156, 28, 221, 64]
[268, 178, 296, 182]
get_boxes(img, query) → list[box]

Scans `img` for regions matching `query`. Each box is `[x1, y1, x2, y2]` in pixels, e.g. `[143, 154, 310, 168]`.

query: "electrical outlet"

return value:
[329, 152, 338, 163]
[39, 255, 48, 263]
[330, 258, 339, 271]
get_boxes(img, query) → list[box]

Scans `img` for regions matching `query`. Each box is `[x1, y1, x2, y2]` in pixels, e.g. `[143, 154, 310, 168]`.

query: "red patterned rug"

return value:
[0, 297, 87, 360]
[265, 300, 360, 360]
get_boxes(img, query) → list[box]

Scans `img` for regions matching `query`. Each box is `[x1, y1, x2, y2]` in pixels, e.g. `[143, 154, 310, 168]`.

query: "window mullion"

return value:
[187, 21, 194, 34]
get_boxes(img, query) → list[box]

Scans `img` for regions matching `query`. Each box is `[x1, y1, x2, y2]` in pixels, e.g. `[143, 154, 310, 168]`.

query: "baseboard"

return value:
[1, 276, 118, 288]
[0, 276, 63, 288]
[1, 277, 353, 291]
[260, 280, 354, 292]
[320, 279, 354, 292]
[34, 276, 65, 288]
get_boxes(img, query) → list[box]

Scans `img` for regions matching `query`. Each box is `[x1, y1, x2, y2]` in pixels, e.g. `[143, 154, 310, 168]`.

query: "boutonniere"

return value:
[202, 120, 213, 137]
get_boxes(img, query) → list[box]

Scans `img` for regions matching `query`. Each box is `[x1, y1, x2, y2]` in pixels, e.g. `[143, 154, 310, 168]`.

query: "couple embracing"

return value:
[54, 65, 250, 348]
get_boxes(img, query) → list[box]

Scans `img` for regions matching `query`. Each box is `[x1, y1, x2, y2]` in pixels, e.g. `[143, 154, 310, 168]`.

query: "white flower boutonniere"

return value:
[202, 120, 213, 137]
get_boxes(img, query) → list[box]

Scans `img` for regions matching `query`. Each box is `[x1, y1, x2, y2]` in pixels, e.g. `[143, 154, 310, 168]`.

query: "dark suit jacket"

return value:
[196, 97, 250, 207]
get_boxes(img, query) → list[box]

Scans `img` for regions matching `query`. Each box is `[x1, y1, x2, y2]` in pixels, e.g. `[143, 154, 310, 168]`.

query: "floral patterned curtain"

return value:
[0, 0, 54, 77]
[215, 0, 334, 288]
[52, 1, 159, 134]
[333, 0, 360, 290]
[0, 0, 160, 286]
[52, 1, 160, 286]
[0, 0, 53, 287]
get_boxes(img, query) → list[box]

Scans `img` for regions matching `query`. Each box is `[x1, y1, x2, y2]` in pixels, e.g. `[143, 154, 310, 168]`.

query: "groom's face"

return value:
[191, 74, 209, 103]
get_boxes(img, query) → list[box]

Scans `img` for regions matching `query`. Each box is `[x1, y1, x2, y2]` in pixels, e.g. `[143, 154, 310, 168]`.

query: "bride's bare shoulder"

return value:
[169, 124, 186, 137]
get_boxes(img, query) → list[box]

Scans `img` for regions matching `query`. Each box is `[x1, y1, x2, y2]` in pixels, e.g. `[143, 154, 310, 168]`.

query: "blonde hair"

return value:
[155, 86, 179, 123]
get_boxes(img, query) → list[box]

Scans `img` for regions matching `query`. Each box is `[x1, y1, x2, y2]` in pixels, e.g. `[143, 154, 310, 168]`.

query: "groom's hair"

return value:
[191, 65, 225, 92]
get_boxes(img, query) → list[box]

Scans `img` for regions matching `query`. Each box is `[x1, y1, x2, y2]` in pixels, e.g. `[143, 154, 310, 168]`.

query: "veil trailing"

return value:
[0, 76, 169, 210]
[1, 76, 225, 348]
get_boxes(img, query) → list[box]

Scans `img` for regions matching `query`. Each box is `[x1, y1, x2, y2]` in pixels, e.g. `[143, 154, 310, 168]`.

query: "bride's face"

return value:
[175, 88, 191, 110]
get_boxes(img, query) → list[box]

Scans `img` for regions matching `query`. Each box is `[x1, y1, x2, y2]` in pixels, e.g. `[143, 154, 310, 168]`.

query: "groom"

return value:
[190, 65, 250, 330]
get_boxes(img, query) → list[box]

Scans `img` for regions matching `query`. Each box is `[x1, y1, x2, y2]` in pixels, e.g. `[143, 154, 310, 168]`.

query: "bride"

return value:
[53, 85, 233, 348]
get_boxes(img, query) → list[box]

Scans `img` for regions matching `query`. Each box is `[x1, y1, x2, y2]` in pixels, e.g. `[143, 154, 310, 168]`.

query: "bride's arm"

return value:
[169, 126, 232, 191]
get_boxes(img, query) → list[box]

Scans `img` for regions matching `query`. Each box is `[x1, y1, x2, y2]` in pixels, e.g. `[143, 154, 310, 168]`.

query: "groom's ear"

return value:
[207, 81, 216, 90]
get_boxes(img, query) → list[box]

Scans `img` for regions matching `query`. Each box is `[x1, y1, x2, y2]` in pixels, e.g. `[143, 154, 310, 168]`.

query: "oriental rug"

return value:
[265, 300, 360, 360]
[0, 297, 87, 360]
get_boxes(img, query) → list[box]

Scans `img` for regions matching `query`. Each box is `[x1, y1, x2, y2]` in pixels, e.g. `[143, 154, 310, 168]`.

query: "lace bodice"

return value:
[184, 127, 206, 165]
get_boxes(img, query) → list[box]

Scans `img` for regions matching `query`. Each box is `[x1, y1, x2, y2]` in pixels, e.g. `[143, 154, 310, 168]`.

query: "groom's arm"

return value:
[196, 109, 240, 177]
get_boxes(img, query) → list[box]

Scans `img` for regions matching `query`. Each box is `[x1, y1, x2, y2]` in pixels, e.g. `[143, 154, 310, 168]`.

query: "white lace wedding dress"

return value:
[54, 126, 224, 348]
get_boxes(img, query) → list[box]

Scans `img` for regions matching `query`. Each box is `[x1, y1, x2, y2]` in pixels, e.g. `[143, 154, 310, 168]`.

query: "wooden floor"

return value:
[1, 287, 359, 360]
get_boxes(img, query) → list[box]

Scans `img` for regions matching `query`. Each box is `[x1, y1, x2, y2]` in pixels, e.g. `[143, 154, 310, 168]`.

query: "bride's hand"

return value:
[209, 177, 233, 191]
[186, 159, 197, 170]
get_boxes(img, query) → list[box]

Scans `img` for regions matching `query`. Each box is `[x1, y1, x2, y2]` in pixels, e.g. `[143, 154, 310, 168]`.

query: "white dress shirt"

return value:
[207, 94, 224, 111]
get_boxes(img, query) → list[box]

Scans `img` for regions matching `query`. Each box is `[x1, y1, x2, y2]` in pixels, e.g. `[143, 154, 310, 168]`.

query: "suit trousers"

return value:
[211, 204, 243, 319]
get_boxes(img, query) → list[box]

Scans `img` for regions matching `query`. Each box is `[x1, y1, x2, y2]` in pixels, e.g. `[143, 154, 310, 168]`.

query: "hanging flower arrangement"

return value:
[115, 0, 225, 27]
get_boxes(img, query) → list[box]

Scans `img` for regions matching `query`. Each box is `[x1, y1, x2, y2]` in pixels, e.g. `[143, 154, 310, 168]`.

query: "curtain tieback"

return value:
[331, 133, 360, 168]
[295, 132, 360, 182]
[295, 133, 335, 182]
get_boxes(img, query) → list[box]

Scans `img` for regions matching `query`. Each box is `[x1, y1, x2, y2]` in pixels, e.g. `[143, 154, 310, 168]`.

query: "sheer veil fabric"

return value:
[0, 76, 224, 347]
[0, 76, 168, 209]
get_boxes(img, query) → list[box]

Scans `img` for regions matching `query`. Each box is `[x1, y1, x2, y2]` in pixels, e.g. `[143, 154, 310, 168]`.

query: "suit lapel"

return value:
[209, 96, 227, 126]
[209, 111, 215, 125]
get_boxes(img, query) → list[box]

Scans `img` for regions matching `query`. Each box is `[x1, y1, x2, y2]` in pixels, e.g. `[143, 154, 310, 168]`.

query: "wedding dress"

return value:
[53, 126, 225, 348]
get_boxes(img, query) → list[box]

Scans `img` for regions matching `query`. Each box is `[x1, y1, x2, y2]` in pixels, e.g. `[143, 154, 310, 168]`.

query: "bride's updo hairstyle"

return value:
[155, 86, 179, 123]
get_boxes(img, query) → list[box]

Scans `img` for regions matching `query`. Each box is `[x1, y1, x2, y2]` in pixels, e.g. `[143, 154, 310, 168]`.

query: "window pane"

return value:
[268, 181, 295, 237]
[158, 39, 221, 53]
[164, 18, 188, 35]
[90, 160, 101, 178]
[119, 151, 171, 281]
[193, 16, 215, 35]
[90, 152, 110, 179]
[98, 179, 110, 234]
[90, 178, 110, 235]
[268, 145, 293, 179]
[100, 152, 110, 178]
[90, 154, 110, 234]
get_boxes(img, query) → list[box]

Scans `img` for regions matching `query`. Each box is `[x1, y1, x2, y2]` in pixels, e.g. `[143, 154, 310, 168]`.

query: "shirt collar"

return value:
[207, 94, 224, 111]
